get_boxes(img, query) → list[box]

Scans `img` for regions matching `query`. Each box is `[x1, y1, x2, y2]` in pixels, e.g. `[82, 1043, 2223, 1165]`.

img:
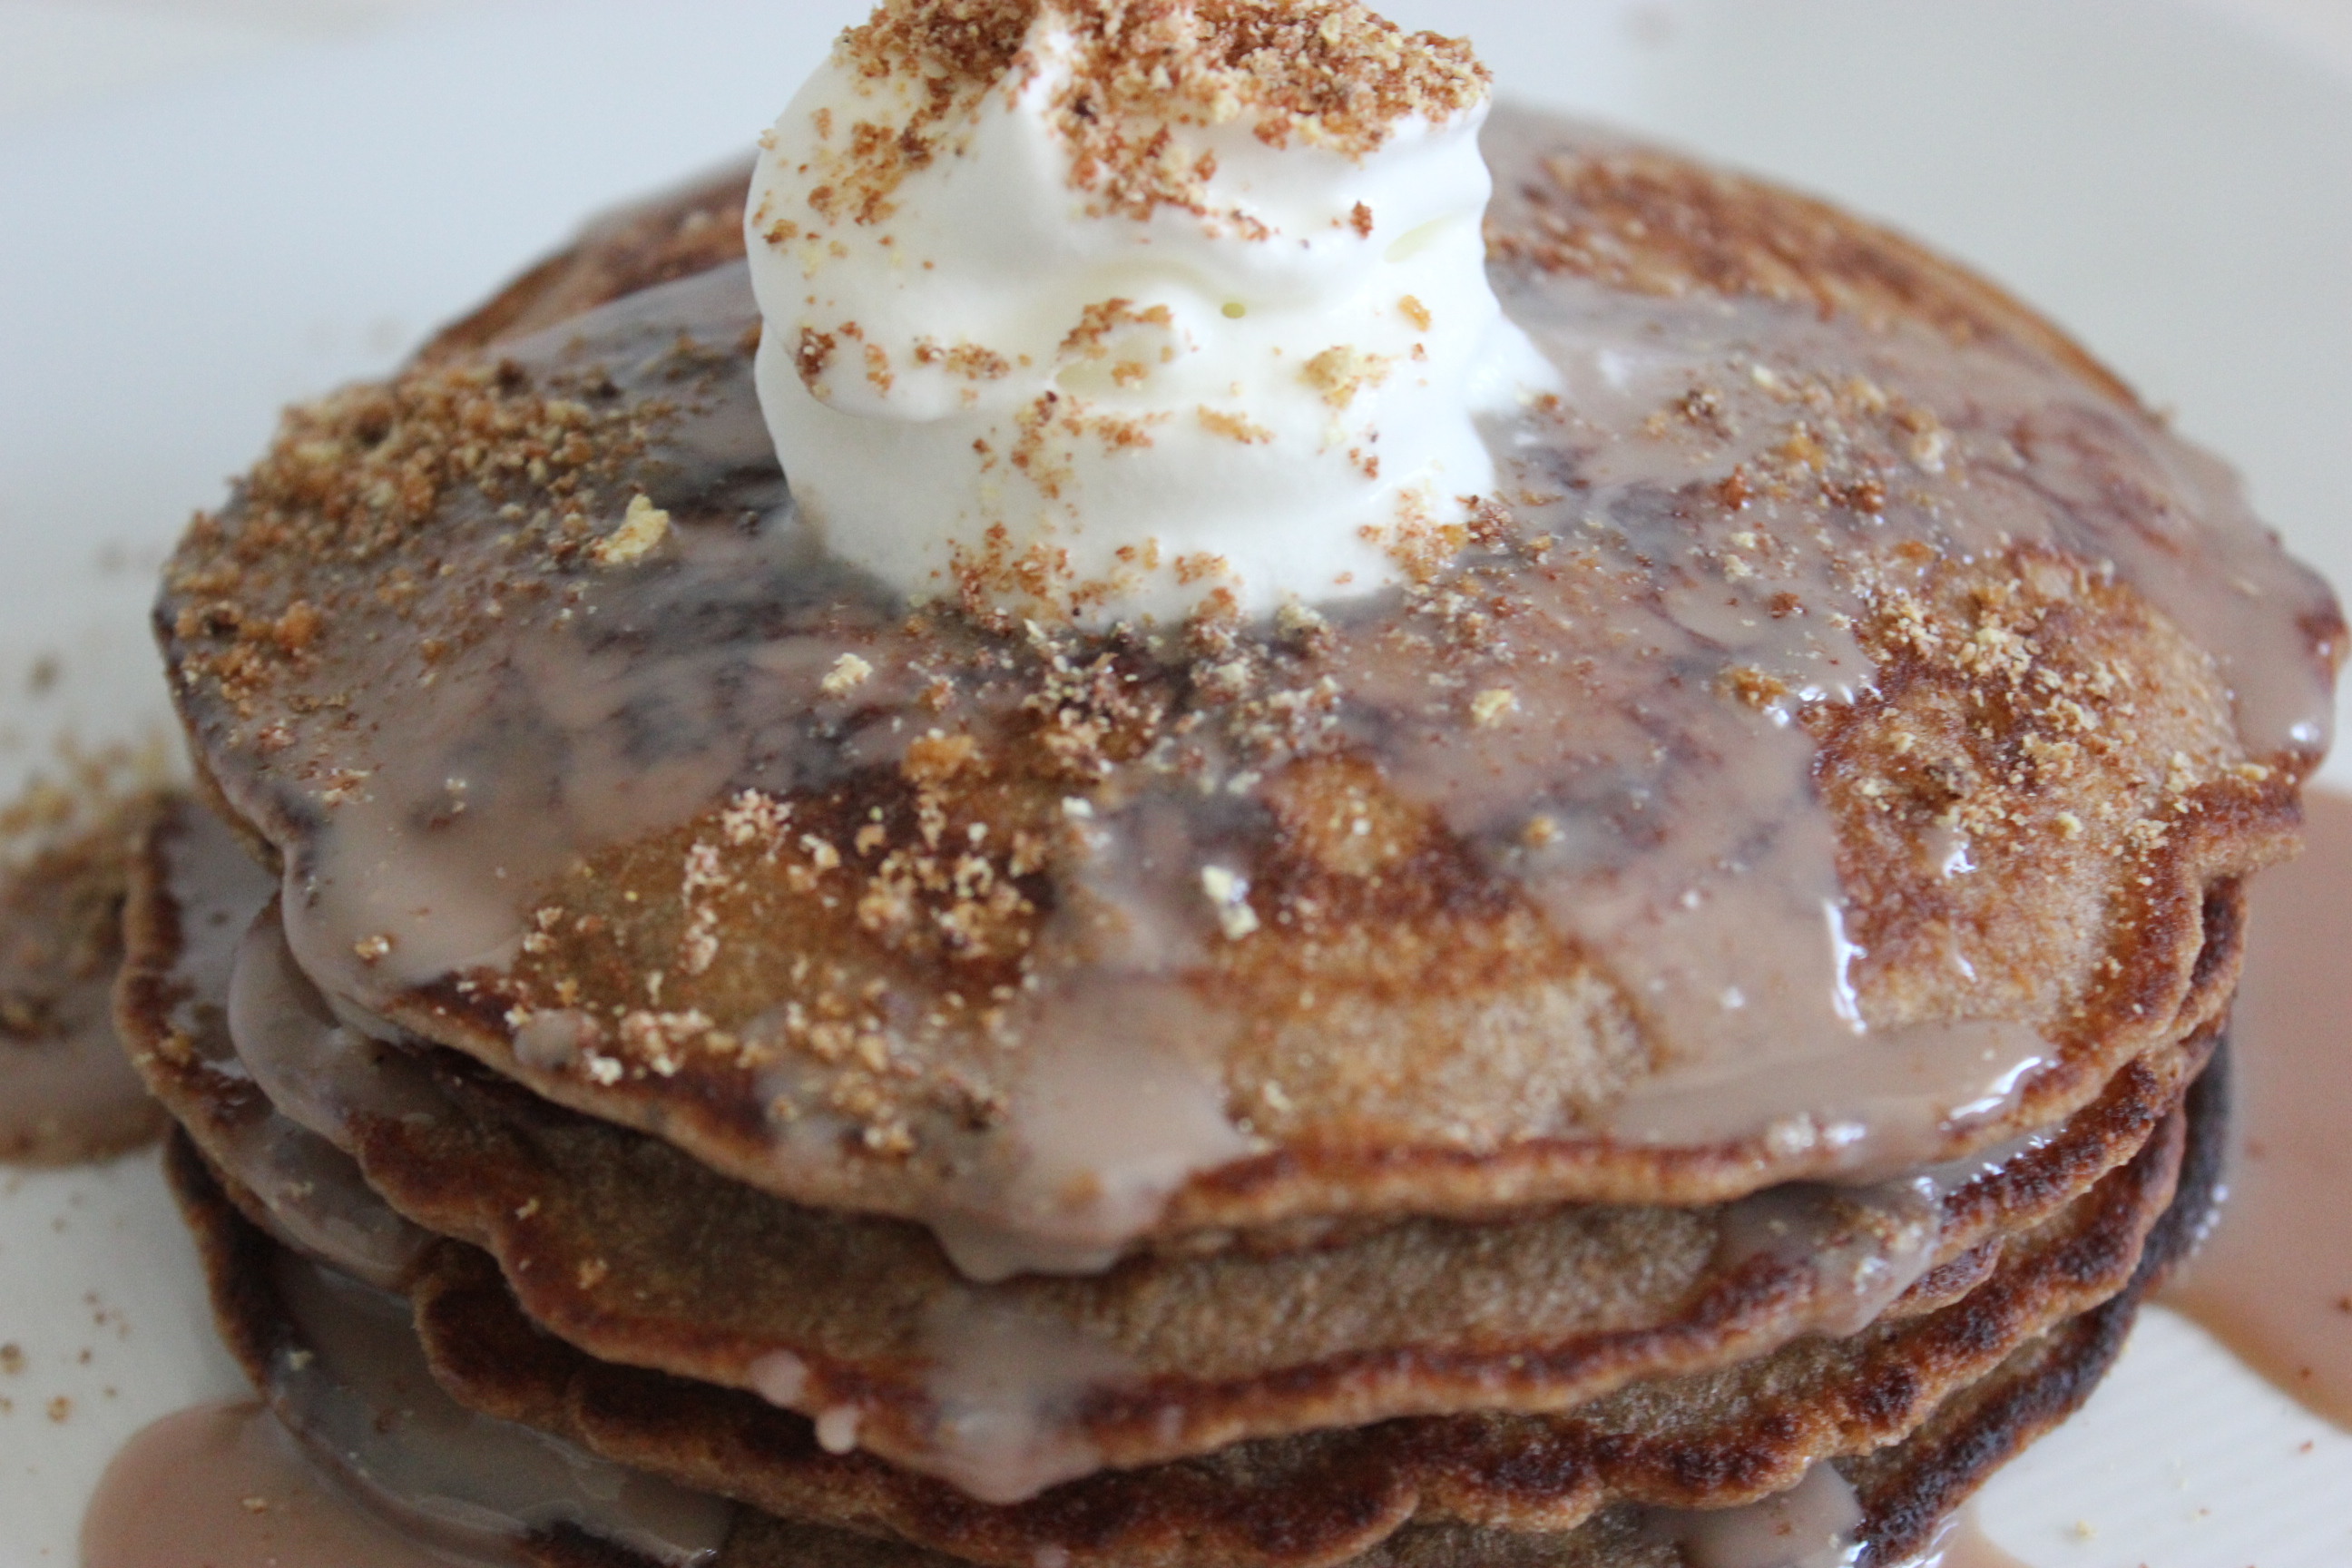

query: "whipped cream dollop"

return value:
[747, 0, 1558, 624]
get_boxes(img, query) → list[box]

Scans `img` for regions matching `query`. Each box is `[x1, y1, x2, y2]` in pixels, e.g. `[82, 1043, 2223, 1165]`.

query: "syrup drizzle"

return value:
[78, 100, 2343, 1567]
[132, 785, 2098, 1508]
[79, 1240, 739, 1568]
[145, 800, 437, 1290]
[170, 112, 2337, 1280]
[211, 902, 2022, 1502]
[220, 919, 2028, 1504]
[264, 1251, 732, 1566]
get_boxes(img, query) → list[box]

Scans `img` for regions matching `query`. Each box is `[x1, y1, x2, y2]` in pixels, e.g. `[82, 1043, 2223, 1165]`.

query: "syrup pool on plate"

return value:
[80, 1401, 470, 1568]
[2162, 789, 2352, 1427]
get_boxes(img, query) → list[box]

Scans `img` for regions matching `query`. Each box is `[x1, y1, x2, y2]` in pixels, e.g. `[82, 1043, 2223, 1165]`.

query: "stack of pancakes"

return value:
[120, 103, 2337, 1568]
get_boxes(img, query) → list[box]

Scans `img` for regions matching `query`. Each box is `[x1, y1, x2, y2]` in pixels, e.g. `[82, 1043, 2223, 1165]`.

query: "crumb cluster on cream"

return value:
[746, 0, 1558, 623]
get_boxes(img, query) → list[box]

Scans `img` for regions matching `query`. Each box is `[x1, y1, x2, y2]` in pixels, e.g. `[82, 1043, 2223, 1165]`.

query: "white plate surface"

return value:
[1, 2, 2347, 1563]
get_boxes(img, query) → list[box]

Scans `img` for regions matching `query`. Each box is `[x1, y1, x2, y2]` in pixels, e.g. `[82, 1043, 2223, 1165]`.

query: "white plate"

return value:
[1, 2, 2347, 1563]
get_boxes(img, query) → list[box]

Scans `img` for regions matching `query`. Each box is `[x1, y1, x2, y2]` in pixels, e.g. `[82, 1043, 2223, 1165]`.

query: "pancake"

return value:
[158, 1132, 735, 1568]
[152, 106, 2337, 1283]
[159, 1041, 2220, 1568]
[420, 165, 754, 369]
[405, 1112, 2188, 1567]
[115, 788, 436, 1291]
[122, 783, 2210, 1500]
[127, 41, 2337, 1566]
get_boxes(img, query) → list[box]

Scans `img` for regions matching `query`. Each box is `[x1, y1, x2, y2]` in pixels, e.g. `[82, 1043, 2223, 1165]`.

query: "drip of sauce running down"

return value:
[159, 781, 2056, 1508]
[82, 1401, 475, 1568]
[2163, 788, 2352, 1427]
[264, 1250, 732, 1565]
[83, 1246, 734, 1568]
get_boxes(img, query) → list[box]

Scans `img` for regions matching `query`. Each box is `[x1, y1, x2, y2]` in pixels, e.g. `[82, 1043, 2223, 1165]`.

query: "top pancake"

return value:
[152, 106, 2339, 1262]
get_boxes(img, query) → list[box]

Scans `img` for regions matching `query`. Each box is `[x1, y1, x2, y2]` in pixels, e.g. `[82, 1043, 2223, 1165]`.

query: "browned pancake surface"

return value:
[420, 165, 753, 365]
[151, 106, 2336, 1250]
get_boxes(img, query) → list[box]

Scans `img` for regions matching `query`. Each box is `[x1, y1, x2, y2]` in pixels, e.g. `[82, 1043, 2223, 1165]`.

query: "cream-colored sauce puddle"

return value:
[1911, 1505, 2034, 1567]
[81, 1400, 480, 1568]
[2163, 789, 2352, 1429]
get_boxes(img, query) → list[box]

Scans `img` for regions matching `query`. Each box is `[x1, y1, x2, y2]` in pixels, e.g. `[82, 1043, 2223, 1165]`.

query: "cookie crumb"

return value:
[1200, 865, 1260, 940]
[822, 653, 876, 696]
[1470, 687, 1518, 726]
[591, 494, 671, 567]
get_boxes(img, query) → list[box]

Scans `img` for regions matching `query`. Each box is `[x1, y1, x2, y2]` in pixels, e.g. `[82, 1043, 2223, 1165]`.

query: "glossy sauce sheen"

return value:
[83, 1247, 733, 1568]
[156, 789, 2095, 1507]
[2166, 788, 2352, 1427]
[262, 1251, 732, 1565]
[146, 796, 438, 1290]
[81, 1401, 479, 1568]
[89, 797, 733, 1564]
[164, 108, 2342, 1284]
[122, 102, 2342, 1556]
